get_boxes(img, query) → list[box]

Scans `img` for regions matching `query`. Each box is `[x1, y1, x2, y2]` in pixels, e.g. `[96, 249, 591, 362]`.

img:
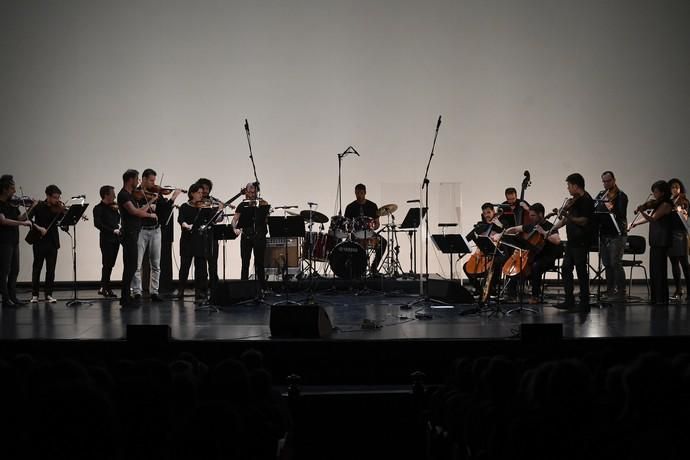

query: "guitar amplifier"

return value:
[265, 237, 300, 268]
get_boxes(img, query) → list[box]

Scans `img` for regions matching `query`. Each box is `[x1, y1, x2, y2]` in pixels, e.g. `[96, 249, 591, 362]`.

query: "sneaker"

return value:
[30, 296, 39, 303]
[46, 296, 57, 303]
[97, 288, 108, 297]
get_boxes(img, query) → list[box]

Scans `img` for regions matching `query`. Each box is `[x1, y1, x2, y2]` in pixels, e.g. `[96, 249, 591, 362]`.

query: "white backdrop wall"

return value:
[2, 0, 689, 282]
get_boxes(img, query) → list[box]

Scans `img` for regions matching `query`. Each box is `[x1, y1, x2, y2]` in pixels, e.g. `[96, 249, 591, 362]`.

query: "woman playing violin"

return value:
[668, 178, 689, 302]
[177, 183, 210, 302]
[27, 184, 65, 303]
[0, 175, 37, 307]
[631, 180, 674, 304]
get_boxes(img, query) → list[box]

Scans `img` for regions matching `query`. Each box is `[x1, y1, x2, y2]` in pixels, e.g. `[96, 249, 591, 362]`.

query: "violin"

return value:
[132, 187, 157, 201]
[7, 195, 38, 208]
[146, 184, 187, 195]
[634, 199, 658, 215]
[188, 198, 219, 209]
[48, 200, 67, 214]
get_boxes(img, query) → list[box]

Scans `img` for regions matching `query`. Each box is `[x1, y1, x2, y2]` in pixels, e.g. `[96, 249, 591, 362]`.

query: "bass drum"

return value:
[328, 241, 367, 279]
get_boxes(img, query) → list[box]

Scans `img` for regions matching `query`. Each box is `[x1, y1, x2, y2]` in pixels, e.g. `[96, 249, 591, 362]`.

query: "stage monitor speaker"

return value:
[520, 323, 563, 345]
[126, 324, 171, 343]
[265, 237, 299, 269]
[211, 280, 258, 305]
[270, 304, 333, 338]
[427, 279, 474, 303]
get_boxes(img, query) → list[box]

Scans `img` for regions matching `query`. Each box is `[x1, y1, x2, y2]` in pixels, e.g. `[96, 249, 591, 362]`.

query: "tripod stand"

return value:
[62, 200, 90, 307]
[268, 213, 304, 306]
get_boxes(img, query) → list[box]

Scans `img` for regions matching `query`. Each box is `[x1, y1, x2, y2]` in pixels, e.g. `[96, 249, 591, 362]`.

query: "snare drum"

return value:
[352, 216, 375, 239]
[303, 232, 337, 262]
[328, 240, 366, 279]
[356, 237, 379, 250]
[329, 215, 352, 239]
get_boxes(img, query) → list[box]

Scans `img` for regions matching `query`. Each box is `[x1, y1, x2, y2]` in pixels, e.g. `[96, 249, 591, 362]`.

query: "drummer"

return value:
[344, 183, 387, 275]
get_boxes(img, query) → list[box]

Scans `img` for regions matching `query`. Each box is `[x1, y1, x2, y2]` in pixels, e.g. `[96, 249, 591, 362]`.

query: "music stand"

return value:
[61, 202, 90, 307]
[431, 234, 471, 280]
[235, 204, 272, 306]
[500, 234, 538, 315]
[592, 210, 621, 308]
[192, 207, 224, 311]
[213, 224, 238, 282]
[400, 207, 428, 276]
[268, 215, 305, 305]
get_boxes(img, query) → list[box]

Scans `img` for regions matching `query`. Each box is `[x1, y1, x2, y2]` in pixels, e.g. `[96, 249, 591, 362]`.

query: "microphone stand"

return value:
[406, 116, 449, 312]
[335, 146, 359, 217]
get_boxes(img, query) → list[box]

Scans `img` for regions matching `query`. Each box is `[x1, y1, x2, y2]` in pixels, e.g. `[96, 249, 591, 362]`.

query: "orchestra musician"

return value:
[117, 169, 157, 308]
[551, 173, 595, 311]
[131, 169, 182, 301]
[233, 182, 269, 289]
[196, 178, 220, 291]
[28, 185, 65, 303]
[92, 185, 120, 298]
[668, 178, 689, 302]
[502, 203, 561, 304]
[631, 181, 675, 305]
[0, 175, 36, 307]
[499, 187, 531, 229]
[344, 184, 387, 275]
[596, 171, 629, 300]
[464, 202, 505, 296]
[177, 183, 211, 302]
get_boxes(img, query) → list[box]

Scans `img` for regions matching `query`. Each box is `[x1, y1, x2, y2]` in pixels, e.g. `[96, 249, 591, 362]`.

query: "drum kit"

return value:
[290, 202, 406, 280]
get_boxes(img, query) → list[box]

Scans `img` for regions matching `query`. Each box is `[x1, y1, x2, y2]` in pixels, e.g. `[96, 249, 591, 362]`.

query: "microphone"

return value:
[436, 115, 442, 131]
[71, 194, 86, 199]
[244, 119, 249, 133]
[307, 202, 318, 206]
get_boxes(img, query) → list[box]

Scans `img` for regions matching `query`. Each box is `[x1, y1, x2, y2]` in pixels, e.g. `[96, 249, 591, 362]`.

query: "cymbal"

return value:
[286, 210, 301, 217]
[377, 203, 398, 216]
[300, 210, 329, 223]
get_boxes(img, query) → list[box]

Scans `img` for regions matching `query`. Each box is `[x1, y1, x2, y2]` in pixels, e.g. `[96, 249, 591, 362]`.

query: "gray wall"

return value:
[2, 0, 689, 281]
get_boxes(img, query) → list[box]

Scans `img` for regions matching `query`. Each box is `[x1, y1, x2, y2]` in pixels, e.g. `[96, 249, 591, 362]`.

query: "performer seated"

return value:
[0, 175, 36, 307]
[92, 185, 120, 298]
[28, 184, 65, 303]
[233, 183, 269, 289]
[177, 183, 211, 302]
[502, 203, 561, 304]
[344, 183, 387, 275]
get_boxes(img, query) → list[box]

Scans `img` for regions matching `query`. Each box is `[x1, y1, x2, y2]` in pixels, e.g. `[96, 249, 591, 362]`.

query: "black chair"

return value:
[621, 235, 649, 298]
[541, 242, 565, 302]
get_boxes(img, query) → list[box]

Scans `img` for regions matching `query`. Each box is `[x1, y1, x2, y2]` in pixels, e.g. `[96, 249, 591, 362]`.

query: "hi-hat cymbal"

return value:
[377, 203, 398, 216]
[300, 210, 329, 223]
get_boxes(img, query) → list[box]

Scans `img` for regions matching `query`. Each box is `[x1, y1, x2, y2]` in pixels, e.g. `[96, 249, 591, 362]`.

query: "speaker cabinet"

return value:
[126, 324, 171, 343]
[210, 280, 258, 305]
[427, 279, 475, 303]
[265, 237, 300, 269]
[520, 323, 563, 345]
[270, 304, 333, 338]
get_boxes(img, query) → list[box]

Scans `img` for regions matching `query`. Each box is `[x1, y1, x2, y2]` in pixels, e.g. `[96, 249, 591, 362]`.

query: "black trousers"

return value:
[561, 245, 589, 304]
[120, 230, 139, 302]
[32, 243, 58, 297]
[241, 235, 266, 286]
[179, 255, 208, 298]
[650, 246, 669, 304]
[0, 243, 20, 302]
[669, 255, 690, 295]
[159, 240, 174, 293]
[530, 255, 556, 298]
[100, 240, 120, 291]
[207, 240, 219, 290]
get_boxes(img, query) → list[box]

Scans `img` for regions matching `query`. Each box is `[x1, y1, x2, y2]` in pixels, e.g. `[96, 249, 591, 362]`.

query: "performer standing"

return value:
[0, 175, 35, 307]
[28, 185, 65, 303]
[596, 171, 629, 300]
[499, 187, 530, 228]
[502, 203, 561, 304]
[132, 169, 181, 301]
[196, 178, 220, 290]
[117, 169, 156, 308]
[551, 173, 595, 310]
[233, 183, 269, 288]
[177, 183, 210, 302]
[344, 184, 387, 275]
[668, 178, 689, 302]
[92, 185, 120, 298]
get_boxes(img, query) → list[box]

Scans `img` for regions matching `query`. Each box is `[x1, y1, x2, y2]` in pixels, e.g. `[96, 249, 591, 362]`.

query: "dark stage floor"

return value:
[1, 283, 688, 341]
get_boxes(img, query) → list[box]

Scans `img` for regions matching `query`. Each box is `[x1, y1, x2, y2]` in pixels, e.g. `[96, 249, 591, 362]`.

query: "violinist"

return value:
[92, 185, 120, 298]
[131, 169, 182, 302]
[0, 175, 36, 307]
[668, 178, 689, 302]
[177, 183, 210, 302]
[596, 171, 629, 300]
[28, 184, 65, 303]
[196, 178, 220, 290]
[551, 173, 595, 311]
[117, 169, 157, 308]
[502, 203, 561, 304]
[233, 182, 270, 289]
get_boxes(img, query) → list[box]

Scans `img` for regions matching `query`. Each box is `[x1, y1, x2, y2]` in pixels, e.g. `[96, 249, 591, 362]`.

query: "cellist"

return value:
[464, 203, 504, 296]
[502, 203, 561, 304]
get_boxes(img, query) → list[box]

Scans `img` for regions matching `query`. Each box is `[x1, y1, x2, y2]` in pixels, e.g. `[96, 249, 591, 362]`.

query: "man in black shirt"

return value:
[197, 178, 220, 291]
[0, 175, 35, 307]
[503, 203, 562, 304]
[499, 187, 530, 228]
[344, 184, 387, 275]
[28, 184, 64, 303]
[93, 185, 120, 298]
[233, 183, 269, 288]
[551, 173, 595, 310]
[117, 169, 157, 307]
[595, 171, 628, 300]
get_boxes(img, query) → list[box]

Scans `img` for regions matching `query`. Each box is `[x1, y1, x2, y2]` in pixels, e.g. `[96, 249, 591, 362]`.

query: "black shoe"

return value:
[133, 293, 141, 300]
[150, 293, 163, 302]
[106, 289, 117, 298]
[98, 288, 109, 297]
[10, 297, 27, 306]
[2, 299, 18, 308]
